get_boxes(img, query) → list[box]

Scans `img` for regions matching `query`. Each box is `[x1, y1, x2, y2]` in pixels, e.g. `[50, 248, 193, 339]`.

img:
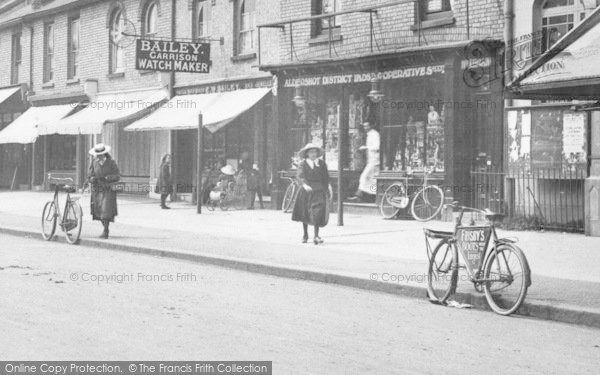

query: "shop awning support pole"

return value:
[197, 114, 204, 214]
[31, 142, 35, 189]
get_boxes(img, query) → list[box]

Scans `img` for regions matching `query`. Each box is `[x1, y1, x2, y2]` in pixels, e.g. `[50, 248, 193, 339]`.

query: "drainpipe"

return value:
[504, 0, 514, 86]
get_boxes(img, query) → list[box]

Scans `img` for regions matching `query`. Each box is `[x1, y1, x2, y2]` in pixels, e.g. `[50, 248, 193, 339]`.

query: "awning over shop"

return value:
[39, 88, 168, 135]
[124, 87, 271, 133]
[510, 6, 600, 99]
[0, 86, 21, 106]
[0, 104, 74, 144]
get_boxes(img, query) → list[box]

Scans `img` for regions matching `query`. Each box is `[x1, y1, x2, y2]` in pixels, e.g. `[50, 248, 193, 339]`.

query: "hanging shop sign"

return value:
[283, 65, 445, 88]
[135, 39, 210, 73]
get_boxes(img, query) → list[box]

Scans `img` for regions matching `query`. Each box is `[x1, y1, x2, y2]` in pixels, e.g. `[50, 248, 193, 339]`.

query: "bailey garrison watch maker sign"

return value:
[135, 39, 211, 73]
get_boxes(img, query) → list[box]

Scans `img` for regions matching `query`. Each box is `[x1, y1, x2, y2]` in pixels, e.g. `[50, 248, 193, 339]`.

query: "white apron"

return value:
[358, 129, 380, 195]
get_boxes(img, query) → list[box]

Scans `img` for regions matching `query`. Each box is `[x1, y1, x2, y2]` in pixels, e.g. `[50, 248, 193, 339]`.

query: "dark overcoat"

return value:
[88, 157, 120, 222]
[292, 159, 330, 227]
[158, 162, 173, 194]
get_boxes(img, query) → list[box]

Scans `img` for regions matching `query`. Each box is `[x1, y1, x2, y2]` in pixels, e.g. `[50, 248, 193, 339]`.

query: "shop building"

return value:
[259, 0, 505, 209]
[0, 0, 279, 201]
[510, 4, 600, 236]
[505, 0, 600, 232]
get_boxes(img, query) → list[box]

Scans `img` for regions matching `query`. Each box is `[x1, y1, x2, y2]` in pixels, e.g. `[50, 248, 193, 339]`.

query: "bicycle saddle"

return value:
[484, 209, 505, 222]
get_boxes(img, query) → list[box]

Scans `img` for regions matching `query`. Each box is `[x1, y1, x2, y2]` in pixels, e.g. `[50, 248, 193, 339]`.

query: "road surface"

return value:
[0, 234, 598, 374]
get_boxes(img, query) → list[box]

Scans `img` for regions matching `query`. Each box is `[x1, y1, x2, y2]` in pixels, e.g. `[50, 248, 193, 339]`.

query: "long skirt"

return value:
[90, 185, 118, 222]
[291, 189, 329, 227]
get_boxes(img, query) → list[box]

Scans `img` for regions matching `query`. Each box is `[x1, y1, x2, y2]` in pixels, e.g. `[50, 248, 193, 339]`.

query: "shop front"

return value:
[0, 84, 28, 189]
[509, 6, 600, 236]
[264, 44, 504, 212]
[125, 77, 274, 202]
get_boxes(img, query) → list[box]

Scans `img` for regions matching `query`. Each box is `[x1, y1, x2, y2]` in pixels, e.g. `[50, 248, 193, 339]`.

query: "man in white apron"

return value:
[349, 122, 380, 203]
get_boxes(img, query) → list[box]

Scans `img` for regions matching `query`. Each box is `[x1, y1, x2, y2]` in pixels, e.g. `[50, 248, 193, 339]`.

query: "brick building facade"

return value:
[260, 0, 507, 208]
[0, 0, 280, 199]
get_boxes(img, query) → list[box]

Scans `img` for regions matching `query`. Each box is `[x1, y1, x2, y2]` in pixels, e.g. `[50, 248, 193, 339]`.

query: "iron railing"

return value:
[470, 165, 587, 232]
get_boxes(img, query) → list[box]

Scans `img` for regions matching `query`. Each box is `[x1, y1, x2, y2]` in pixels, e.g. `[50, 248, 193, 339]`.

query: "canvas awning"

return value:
[0, 86, 21, 106]
[125, 87, 271, 133]
[509, 6, 600, 99]
[0, 104, 75, 144]
[39, 88, 169, 135]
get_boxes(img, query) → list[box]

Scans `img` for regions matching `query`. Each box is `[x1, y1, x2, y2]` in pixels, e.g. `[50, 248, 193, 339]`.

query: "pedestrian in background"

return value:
[88, 143, 120, 239]
[247, 163, 264, 210]
[157, 153, 173, 209]
[292, 143, 331, 245]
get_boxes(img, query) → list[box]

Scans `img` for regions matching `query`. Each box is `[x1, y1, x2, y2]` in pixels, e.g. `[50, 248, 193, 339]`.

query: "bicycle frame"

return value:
[447, 207, 520, 285]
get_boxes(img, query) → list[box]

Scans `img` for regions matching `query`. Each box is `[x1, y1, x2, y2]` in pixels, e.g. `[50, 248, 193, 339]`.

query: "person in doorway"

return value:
[292, 143, 332, 245]
[157, 153, 173, 209]
[349, 122, 380, 203]
[87, 144, 120, 239]
[238, 151, 253, 175]
[247, 163, 264, 210]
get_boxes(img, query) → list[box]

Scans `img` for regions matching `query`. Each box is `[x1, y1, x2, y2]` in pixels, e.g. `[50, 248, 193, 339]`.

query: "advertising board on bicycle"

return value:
[455, 226, 493, 272]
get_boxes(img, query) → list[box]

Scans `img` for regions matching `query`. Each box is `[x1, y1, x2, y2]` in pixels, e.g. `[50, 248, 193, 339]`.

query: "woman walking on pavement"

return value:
[292, 143, 332, 245]
[88, 144, 120, 239]
[157, 153, 173, 209]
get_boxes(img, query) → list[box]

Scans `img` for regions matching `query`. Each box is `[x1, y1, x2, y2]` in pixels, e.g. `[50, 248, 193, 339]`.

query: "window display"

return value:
[383, 103, 445, 174]
[507, 108, 587, 172]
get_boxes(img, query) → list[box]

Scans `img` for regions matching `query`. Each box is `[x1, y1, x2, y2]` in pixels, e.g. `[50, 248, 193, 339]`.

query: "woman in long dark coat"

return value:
[88, 144, 120, 239]
[158, 153, 173, 209]
[292, 143, 331, 245]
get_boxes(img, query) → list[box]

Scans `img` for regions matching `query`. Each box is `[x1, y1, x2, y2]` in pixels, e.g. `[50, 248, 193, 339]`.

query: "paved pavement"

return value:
[1, 235, 599, 373]
[1, 191, 599, 327]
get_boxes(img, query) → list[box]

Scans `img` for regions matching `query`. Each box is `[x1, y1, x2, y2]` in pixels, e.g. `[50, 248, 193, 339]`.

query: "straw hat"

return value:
[88, 143, 111, 156]
[220, 165, 236, 176]
[298, 143, 324, 159]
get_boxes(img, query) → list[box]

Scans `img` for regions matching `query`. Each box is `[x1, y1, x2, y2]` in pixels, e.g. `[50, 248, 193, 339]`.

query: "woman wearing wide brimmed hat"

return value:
[291, 143, 332, 245]
[87, 143, 120, 239]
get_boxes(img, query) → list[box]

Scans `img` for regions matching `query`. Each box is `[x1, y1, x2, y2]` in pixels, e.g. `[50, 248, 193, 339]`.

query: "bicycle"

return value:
[281, 175, 300, 213]
[41, 176, 84, 244]
[424, 202, 532, 316]
[379, 168, 444, 221]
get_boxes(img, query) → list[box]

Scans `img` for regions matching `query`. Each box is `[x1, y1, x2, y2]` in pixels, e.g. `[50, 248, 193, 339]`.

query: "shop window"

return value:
[193, 0, 210, 40]
[43, 22, 54, 83]
[236, 0, 256, 55]
[311, 0, 343, 38]
[143, 1, 158, 37]
[507, 108, 587, 172]
[109, 8, 125, 74]
[10, 32, 21, 85]
[67, 16, 80, 79]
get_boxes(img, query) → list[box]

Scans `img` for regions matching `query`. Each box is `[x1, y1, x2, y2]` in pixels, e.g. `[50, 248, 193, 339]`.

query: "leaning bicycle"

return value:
[281, 175, 300, 213]
[379, 168, 444, 221]
[41, 176, 84, 244]
[424, 203, 531, 316]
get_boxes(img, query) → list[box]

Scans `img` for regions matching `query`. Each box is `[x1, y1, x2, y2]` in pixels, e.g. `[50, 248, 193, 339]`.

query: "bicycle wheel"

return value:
[41, 201, 57, 241]
[483, 244, 529, 315]
[411, 185, 444, 222]
[379, 183, 406, 219]
[64, 202, 83, 244]
[427, 239, 457, 303]
[282, 183, 296, 213]
[206, 200, 216, 211]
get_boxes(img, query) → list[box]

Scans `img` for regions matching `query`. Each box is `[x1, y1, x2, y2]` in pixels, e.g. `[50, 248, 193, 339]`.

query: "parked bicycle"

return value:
[424, 202, 531, 316]
[379, 168, 444, 221]
[281, 174, 300, 213]
[41, 176, 84, 244]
